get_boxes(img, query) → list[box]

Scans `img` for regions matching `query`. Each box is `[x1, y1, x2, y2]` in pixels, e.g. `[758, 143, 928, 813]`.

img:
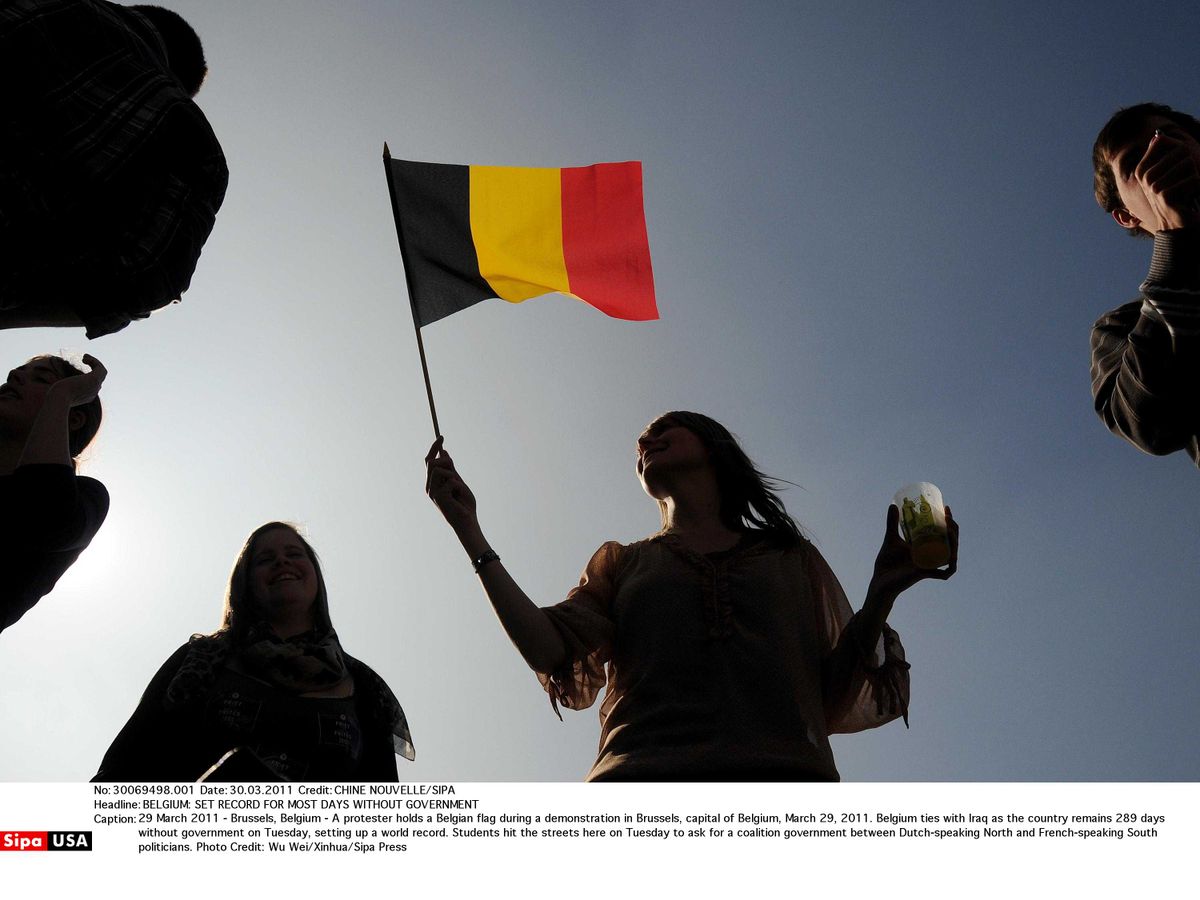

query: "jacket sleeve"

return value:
[1091, 230, 1200, 458]
[67, 109, 228, 338]
[93, 110, 228, 316]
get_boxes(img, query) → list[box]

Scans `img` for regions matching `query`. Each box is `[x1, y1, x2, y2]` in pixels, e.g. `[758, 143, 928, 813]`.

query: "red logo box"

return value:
[1, 832, 47, 851]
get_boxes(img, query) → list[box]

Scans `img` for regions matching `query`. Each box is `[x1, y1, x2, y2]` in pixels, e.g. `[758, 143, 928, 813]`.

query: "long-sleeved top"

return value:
[0, 464, 109, 633]
[539, 532, 910, 782]
[0, 0, 228, 338]
[1091, 229, 1200, 467]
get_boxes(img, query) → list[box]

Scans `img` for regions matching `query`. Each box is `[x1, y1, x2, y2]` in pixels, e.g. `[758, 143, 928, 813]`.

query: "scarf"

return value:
[165, 626, 415, 761]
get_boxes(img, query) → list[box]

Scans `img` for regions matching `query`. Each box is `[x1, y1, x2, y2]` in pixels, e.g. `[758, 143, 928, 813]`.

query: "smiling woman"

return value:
[0, 353, 107, 633]
[426, 411, 959, 782]
[92, 522, 414, 782]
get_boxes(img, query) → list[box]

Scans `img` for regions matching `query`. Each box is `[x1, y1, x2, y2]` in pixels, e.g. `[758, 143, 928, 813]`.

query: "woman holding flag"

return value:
[426, 412, 958, 781]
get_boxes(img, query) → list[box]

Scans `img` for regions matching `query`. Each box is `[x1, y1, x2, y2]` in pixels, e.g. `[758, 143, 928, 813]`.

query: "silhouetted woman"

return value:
[426, 412, 958, 781]
[0, 353, 107, 633]
[94, 522, 414, 781]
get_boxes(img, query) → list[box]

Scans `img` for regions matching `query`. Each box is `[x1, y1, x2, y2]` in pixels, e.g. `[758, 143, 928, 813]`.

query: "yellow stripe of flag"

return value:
[468, 166, 571, 303]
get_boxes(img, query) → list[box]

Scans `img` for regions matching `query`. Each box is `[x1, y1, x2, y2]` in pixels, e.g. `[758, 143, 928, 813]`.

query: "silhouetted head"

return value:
[635, 411, 804, 546]
[221, 523, 332, 642]
[0, 355, 102, 461]
[130, 5, 208, 96]
[1093, 102, 1200, 237]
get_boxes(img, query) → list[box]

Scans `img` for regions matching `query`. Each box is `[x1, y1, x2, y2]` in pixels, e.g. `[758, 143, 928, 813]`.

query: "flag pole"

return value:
[383, 142, 441, 440]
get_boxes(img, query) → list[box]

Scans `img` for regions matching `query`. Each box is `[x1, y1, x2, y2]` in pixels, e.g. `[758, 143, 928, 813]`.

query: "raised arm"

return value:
[2, 356, 108, 554]
[821, 505, 958, 730]
[1091, 232, 1200, 459]
[425, 438, 567, 674]
[17, 355, 106, 469]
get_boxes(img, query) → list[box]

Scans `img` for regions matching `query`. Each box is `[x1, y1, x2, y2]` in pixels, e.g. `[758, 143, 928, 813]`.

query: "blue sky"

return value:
[2, 0, 1197, 781]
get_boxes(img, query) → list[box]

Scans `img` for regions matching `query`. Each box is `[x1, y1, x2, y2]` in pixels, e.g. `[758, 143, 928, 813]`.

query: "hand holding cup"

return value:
[868, 484, 958, 601]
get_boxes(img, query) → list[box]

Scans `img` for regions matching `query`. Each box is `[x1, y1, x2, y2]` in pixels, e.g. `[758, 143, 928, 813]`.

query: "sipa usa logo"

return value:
[0, 831, 92, 851]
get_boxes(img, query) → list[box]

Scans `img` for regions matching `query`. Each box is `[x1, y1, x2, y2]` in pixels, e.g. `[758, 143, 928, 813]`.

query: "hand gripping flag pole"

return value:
[383, 143, 442, 440]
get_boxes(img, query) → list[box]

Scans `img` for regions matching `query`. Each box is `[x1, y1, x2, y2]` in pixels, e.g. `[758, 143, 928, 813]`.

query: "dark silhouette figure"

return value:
[426, 412, 958, 781]
[0, 2, 228, 338]
[94, 523, 415, 782]
[1091, 102, 1200, 467]
[0, 354, 107, 634]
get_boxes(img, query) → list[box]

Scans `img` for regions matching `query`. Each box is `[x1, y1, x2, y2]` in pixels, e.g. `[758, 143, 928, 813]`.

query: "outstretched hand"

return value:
[425, 436, 478, 533]
[867, 504, 959, 601]
[50, 354, 106, 407]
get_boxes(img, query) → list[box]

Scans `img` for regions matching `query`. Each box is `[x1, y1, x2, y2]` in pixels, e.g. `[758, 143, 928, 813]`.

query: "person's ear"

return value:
[1112, 207, 1141, 231]
[68, 408, 85, 432]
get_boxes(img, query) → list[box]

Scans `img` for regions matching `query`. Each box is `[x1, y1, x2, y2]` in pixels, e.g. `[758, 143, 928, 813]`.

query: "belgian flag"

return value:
[384, 153, 657, 327]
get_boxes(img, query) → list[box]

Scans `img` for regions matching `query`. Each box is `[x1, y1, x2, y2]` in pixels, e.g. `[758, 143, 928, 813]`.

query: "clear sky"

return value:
[2, 0, 1198, 782]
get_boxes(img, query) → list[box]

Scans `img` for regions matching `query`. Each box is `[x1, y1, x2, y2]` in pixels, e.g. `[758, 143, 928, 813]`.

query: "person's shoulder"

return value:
[776, 535, 827, 572]
[170, 99, 227, 170]
[71, 474, 110, 536]
[345, 653, 376, 676]
[76, 474, 110, 504]
[569, 539, 637, 584]
[138, 641, 196, 699]
[160, 641, 200, 671]
[597, 538, 637, 554]
[600, 536, 656, 566]
[148, 634, 232, 705]
[344, 654, 392, 691]
[583, 538, 637, 562]
[1092, 298, 1142, 333]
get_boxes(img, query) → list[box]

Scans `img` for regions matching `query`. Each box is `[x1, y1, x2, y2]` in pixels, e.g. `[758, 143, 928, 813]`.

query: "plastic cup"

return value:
[894, 482, 950, 569]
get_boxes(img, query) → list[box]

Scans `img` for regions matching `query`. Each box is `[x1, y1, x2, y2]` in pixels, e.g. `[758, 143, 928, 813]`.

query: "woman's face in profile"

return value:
[0, 359, 67, 432]
[635, 419, 710, 497]
[249, 528, 319, 624]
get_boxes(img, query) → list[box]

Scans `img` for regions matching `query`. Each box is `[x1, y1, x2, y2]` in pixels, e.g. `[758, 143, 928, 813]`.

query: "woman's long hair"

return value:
[218, 522, 332, 644]
[649, 411, 806, 547]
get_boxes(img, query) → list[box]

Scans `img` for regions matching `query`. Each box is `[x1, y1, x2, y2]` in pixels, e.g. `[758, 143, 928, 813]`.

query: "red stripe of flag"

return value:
[560, 162, 658, 320]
